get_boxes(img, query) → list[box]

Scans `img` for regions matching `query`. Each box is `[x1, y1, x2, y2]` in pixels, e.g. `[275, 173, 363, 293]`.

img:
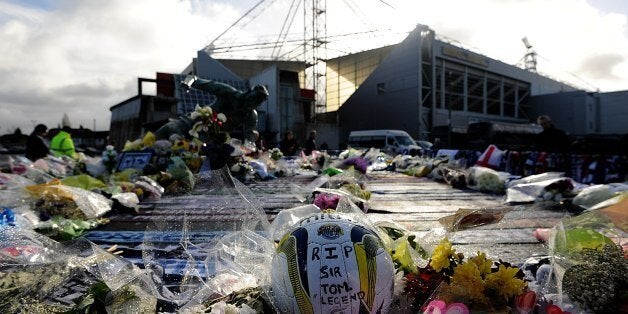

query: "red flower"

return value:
[405, 268, 444, 306]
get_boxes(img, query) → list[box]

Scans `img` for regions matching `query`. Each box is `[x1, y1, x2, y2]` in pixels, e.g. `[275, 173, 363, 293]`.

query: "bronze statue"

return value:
[153, 75, 268, 143]
[181, 75, 268, 142]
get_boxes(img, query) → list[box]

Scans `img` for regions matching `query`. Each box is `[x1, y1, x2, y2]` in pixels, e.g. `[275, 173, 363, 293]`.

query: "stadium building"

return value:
[109, 24, 627, 151]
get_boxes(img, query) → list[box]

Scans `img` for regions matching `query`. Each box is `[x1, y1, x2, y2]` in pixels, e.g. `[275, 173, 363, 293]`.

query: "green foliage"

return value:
[562, 244, 628, 313]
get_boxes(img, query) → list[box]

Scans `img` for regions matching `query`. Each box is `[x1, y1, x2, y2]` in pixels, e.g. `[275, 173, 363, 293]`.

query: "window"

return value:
[487, 78, 501, 115]
[467, 74, 484, 113]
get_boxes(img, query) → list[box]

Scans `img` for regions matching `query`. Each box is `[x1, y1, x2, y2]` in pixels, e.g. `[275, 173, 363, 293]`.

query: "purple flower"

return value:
[343, 157, 368, 174]
[313, 193, 340, 210]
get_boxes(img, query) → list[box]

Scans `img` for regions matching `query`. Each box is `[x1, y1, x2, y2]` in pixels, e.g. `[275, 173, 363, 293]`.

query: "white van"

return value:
[348, 129, 422, 155]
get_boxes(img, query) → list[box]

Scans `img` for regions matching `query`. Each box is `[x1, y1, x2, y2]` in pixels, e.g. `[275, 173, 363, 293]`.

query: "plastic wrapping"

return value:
[166, 156, 195, 193]
[0, 227, 71, 311]
[248, 158, 272, 180]
[20, 165, 55, 184]
[25, 183, 112, 219]
[0, 155, 30, 174]
[375, 220, 429, 272]
[0, 189, 31, 213]
[35, 216, 106, 241]
[83, 155, 107, 178]
[44, 156, 77, 178]
[135, 175, 165, 201]
[0, 173, 36, 190]
[290, 174, 330, 202]
[273, 157, 300, 177]
[326, 167, 364, 189]
[141, 166, 275, 311]
[0, 226, 66, 265]
[466, 166, 514, 194]
[269, 204, 320, 242]
[61, 174, 107, 191]
[0, 228, 160, 312]
[438, 207, 511, 232]
[505, 174, 575, 204]
[572, 183, 628, 210]
[431, 164, 468, 189]
[111, 192, 140, 209]
[538, 199, 628, 312]
[324, 168, 371, 210]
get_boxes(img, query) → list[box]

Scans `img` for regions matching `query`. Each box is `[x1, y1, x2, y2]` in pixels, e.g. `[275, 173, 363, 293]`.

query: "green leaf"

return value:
[392, 240, 418, 274]
[554, 227, 615, 254]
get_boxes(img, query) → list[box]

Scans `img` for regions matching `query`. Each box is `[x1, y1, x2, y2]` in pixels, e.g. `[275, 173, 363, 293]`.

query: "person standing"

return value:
[50, 126, 77, 159]
[280, 130, 298, 156]
[25, 124, 50, 161]
[304, 130, 317, 156]
[536, 115, 570, 153]
[536, 115, 572, 176]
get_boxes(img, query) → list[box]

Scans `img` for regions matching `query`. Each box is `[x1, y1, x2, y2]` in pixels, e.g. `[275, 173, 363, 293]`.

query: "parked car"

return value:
[348, 129, 422, 156]
[416, 140, 433, 155]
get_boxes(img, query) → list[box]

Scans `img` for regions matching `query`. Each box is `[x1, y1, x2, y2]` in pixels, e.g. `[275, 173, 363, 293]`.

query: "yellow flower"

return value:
[171, 139, 190, 152]
[449, 261, 487, 303]
[430, 238, 456, 272]
[484, 265, 526, 300]
[142, 131, 156, 147]
[469, 252, 493, 276]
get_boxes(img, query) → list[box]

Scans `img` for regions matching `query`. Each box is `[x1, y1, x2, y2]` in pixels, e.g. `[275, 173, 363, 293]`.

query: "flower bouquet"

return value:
[230, 160, 254, 182]
[268, 147, 283, 161]
[188, 104, 227, 143]
[185, 104, 232, 171]
[542, 199, 628, 313]
[0, 227, 157, 313]
[392, 238, 528, 313]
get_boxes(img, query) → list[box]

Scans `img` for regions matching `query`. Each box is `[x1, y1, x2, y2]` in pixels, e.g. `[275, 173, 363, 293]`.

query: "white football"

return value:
[271, 212, 394, 314]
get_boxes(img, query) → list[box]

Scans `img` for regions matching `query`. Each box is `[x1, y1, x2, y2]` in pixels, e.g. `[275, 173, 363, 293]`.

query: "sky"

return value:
[0, 0, 627, 135]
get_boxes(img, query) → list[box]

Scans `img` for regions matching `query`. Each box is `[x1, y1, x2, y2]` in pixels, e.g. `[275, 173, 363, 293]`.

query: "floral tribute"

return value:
[268, 147, 283, 161]
[389, 237, 529, 313]
[188, 104, 227, 140]
[313, 193, 340, 210]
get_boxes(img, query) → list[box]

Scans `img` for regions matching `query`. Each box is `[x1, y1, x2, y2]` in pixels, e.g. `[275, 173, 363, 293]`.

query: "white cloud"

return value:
[0, 0, 627, 134]
[0, 0, 237, 133]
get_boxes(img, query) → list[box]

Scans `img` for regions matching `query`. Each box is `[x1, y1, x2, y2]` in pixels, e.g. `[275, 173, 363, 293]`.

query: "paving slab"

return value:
[87, 170, 568, 269]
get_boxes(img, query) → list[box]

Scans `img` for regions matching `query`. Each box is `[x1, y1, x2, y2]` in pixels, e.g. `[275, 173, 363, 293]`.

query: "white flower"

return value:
[189, 129, 199, 138]
[231, 164, 241, 172]
[190, 105, 202, 120]
[191, 104, 214, 120]
[217, 113, 227, 122]
[392, 270, 407, 299]
[192, 121, 204, 131]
